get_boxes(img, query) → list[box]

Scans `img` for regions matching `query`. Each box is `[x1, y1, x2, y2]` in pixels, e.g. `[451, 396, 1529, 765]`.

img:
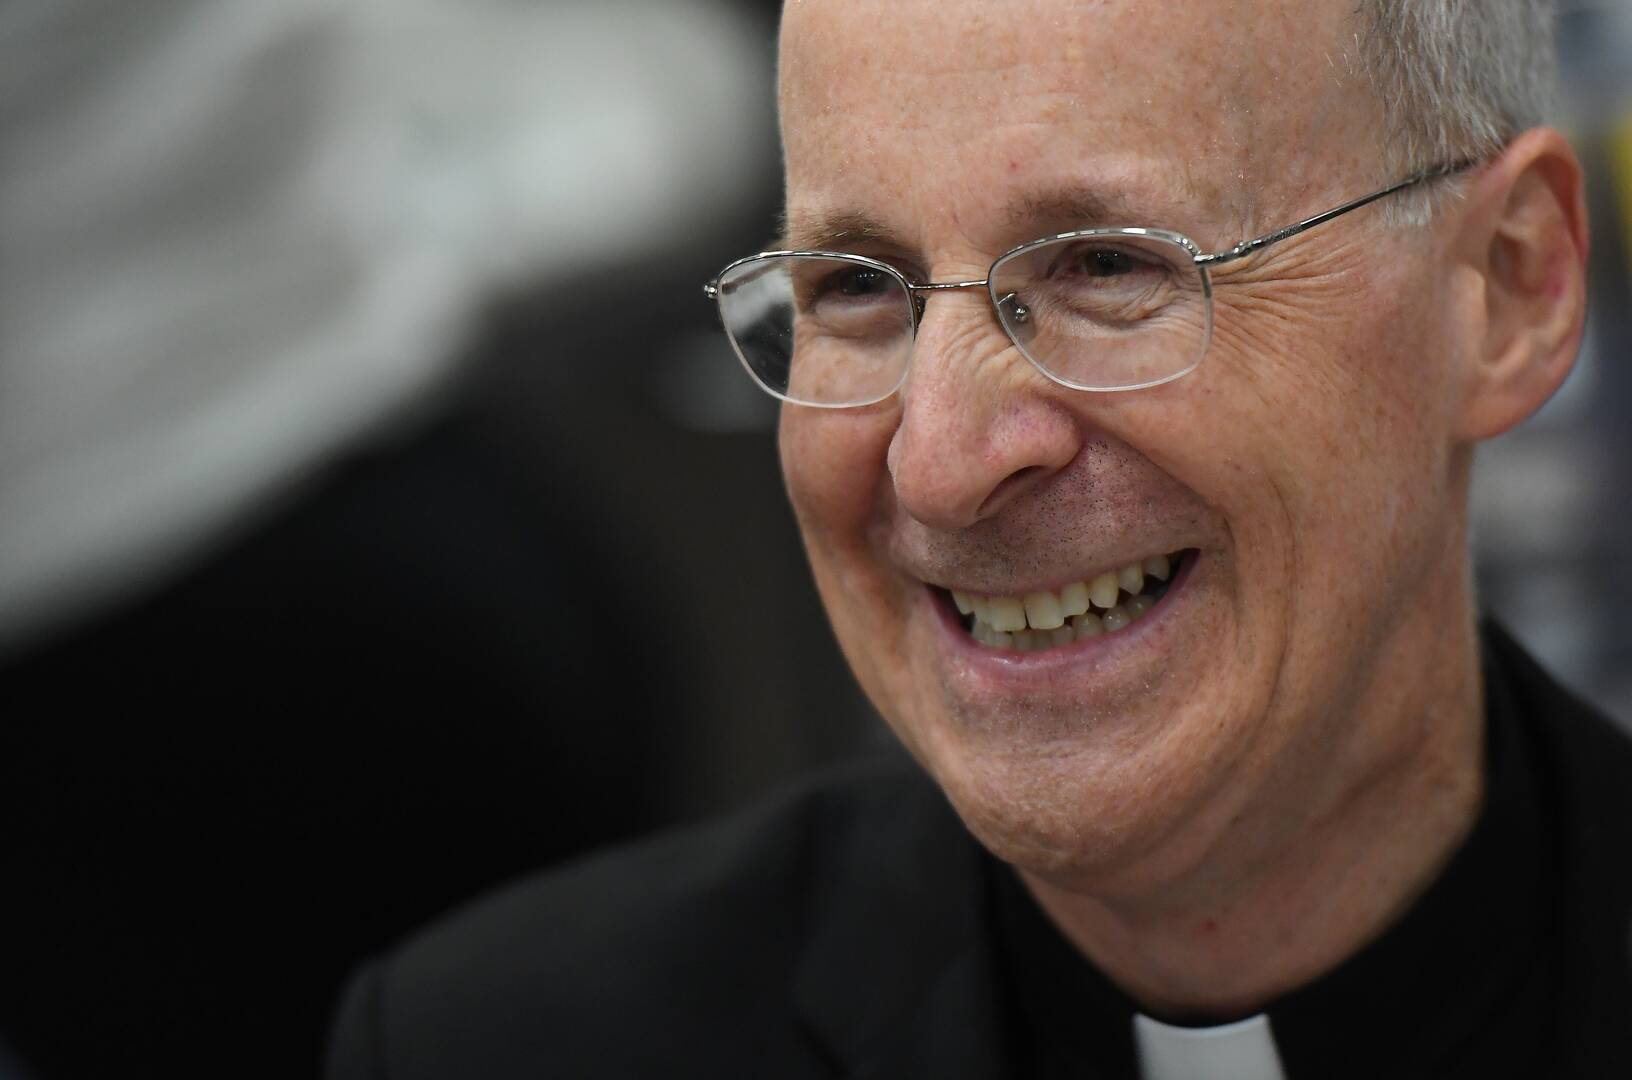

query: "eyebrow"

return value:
[776, 186, 1154, 253]
[775, 210, 901, 252]
[1004, 187, 1135, 230]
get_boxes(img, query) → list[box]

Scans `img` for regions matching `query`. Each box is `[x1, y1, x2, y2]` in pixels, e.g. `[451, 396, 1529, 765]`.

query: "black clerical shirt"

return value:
[327, 624, 1632, 1080]
[989, 630, 1582, 1078]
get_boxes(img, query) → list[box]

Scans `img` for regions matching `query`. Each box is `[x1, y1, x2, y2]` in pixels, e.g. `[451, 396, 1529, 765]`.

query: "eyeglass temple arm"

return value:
[1193, 158, 1479, 268]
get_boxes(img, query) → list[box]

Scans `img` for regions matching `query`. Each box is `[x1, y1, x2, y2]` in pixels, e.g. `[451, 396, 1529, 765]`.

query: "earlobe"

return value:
[1452, 128, 1589, 443]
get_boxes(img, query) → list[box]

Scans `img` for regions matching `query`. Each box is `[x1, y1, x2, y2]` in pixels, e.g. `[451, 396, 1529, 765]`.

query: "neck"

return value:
[1019, 551, 1486, 1020]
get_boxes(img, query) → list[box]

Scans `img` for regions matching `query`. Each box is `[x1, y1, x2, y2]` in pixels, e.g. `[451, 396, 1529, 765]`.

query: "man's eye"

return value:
[1050, 245, 1151, 280]
[826, 267, 892, 298]
[1086, 249, 1134, 276]
[795, 265, 900, 316]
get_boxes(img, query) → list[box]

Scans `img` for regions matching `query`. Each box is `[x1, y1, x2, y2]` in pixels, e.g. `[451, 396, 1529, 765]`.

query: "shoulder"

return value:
[327, 753, 949, 1080]
[1486, 621, 1632, 1063]
[1488, 621, 1632, 850]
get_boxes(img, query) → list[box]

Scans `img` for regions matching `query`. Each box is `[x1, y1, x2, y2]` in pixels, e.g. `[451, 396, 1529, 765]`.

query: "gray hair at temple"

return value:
[1356, 0, 1559, 223]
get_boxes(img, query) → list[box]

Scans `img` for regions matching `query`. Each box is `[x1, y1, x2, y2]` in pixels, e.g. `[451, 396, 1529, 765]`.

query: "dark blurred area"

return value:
[1, 2, 877, 1077]
[0, 2, 1626, 1078]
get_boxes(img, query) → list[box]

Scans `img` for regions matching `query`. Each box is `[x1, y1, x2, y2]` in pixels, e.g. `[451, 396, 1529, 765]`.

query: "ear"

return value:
[1449, 127, 1589, 442]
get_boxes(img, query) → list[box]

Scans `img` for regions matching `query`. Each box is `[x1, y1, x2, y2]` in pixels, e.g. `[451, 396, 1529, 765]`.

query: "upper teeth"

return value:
[953, 553, 1174, 651]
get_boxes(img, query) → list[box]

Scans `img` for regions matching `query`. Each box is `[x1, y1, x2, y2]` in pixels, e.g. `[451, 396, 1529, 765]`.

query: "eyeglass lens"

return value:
[990, 233, 1211, 392]
[714, 234, 1211, 406]
[716, 255, 914, 407]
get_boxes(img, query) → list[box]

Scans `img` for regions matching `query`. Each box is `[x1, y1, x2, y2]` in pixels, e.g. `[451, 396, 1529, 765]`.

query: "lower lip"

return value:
[926, 552, 1200, 684]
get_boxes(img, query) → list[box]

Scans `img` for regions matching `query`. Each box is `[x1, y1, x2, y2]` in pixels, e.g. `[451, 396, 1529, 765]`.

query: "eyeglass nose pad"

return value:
[994, 291, 1036, 347]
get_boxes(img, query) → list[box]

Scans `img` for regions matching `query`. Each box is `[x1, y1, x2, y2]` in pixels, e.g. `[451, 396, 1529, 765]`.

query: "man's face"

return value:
[777, 0, 1474, 887]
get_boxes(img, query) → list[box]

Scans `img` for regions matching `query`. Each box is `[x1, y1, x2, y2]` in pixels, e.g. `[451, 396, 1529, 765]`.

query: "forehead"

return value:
[778, 0, 1372, 249]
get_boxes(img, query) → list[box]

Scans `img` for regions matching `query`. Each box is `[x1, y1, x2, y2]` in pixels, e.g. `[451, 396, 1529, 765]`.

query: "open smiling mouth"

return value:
[940, 549, 1197, 653]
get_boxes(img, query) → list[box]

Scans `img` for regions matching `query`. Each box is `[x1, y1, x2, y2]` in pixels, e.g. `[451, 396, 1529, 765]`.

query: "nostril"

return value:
[976, 465, 1046, 518]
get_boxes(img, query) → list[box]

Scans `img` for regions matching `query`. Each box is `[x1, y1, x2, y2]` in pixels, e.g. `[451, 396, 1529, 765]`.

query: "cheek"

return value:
[779, 403, 898, 571]
[780, 403, 924, 723]
[1224, 257, 1446, 461]
[1201, 272, 1456, 609]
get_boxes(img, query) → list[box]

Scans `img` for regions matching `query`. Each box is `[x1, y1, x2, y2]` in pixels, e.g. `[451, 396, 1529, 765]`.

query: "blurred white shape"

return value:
[0, 0, 769, 654]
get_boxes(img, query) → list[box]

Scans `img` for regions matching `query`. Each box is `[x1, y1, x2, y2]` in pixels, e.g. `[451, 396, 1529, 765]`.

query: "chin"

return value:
[824, 536, 1274, 889]
[885, 657, 1262, 891]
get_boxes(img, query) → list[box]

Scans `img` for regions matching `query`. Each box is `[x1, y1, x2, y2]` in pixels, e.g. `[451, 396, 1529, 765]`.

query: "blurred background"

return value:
[0, 1, 1625, 1076]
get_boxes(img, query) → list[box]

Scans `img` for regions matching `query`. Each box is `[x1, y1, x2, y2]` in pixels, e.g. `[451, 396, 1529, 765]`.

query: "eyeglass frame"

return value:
[703, 159, 1478, 407]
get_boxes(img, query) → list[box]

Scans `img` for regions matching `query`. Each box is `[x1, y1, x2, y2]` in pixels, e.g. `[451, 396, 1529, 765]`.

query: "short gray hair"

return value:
[1355, 0, 1558, 221]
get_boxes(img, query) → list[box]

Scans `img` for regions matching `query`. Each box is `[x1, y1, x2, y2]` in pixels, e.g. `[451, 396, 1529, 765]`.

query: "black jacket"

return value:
[327, 626, 1632, 1078]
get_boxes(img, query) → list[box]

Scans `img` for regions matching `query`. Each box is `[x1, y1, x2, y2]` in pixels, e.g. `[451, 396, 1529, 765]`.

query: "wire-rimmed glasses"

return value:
[703, 161, 1474, 408]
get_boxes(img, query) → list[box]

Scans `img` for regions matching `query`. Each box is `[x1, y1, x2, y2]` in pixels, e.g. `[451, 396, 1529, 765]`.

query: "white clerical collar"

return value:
[1133, 1013, 1287, 1080]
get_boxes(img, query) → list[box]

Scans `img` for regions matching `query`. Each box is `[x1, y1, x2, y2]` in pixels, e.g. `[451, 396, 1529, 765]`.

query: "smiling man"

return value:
[329, 2, 1632, 1077]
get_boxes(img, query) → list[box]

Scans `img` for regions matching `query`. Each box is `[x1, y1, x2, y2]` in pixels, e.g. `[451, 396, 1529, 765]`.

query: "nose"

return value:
[886, 288, 1083, 530]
